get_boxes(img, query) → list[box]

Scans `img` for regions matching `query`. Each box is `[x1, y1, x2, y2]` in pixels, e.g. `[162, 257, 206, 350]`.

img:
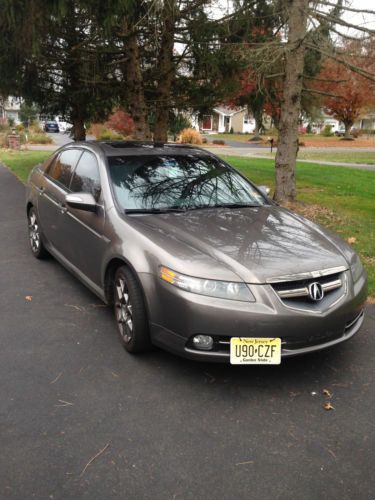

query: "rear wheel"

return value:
[28, 207, 48, 259]
[113, 266, 151, 353]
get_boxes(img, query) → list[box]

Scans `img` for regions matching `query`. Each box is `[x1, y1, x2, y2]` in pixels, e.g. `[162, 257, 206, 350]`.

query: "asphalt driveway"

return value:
[1, 163, 374, 499]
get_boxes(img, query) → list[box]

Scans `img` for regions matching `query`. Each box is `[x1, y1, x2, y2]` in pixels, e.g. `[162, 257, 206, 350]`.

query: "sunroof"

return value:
[103, 141, 155, 148]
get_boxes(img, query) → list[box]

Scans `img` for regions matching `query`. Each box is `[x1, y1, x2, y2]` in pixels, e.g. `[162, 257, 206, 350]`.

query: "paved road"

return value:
[46, 131, 74, 147]
[1, 163, 375, 499]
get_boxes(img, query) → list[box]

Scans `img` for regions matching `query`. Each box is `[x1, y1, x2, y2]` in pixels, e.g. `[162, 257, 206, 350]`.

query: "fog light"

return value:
[192, 335, 213, 351]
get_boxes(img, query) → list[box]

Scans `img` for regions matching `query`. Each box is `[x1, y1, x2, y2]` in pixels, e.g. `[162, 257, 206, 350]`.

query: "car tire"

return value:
[28, 207, 49, 259]
[113, 266, 151, 353]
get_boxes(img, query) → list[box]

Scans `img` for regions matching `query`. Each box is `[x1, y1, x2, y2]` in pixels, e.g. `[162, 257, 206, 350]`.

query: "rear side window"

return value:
[70, 151, 101, 200]
[41, 154, 58, 172]
[48, 149, 82, 188]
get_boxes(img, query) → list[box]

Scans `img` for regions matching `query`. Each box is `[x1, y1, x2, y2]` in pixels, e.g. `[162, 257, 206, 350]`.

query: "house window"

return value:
[202, 115, 213, 130]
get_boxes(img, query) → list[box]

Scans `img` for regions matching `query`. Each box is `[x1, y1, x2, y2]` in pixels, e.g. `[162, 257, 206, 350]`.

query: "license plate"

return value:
[230, 337, 281, 365]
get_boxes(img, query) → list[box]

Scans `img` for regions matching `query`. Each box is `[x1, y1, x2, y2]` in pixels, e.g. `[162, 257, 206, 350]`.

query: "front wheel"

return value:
[28, 207, 48, 259]
[113, 266, 151, 353]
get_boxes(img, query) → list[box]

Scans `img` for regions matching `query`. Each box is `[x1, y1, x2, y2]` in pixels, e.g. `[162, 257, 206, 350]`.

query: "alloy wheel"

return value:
[115, 277, 133, 343]
[28, 211, 41, 253]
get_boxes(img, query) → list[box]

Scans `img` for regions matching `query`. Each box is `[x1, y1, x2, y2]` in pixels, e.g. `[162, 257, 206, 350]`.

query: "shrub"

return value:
[0, 122, 10, 132]
[29, 124, 43, 134]
[169, 113, 192, 138]
[88, 123, 106, 139]
[321, 124, 334, 137]
[212, 139, 225, 145]
[88, 123, 125, 141]
[178, 128, 202, 144]
[16, 123, 25, 132]
[27, 133, 53, 144]
[0, 133, 7, 147]
[229, 127, 234, 134]
[99, 130, 124, 140]
[106, 108, 134, 136]
[201, 137, 208, 144]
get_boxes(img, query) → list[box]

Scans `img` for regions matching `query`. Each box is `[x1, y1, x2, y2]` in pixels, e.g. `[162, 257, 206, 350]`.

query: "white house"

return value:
[0, 96, 22, 124]
[196, 107, 256, 134]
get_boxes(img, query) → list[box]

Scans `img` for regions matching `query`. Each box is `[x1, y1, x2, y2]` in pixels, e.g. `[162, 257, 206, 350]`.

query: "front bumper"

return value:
[139, 270, 367, 362]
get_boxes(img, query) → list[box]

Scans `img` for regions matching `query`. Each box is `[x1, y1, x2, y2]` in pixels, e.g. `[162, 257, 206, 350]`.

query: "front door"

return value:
[60, 151, 107, 286]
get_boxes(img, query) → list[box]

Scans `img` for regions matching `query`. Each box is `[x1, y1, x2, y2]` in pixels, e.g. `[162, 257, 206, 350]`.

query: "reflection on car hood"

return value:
[130, 206, 349, 283]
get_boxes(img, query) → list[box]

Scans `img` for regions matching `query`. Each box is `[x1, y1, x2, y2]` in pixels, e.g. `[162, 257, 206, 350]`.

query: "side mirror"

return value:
[258, 185, 271, 196]
[65, 192, 97, 212]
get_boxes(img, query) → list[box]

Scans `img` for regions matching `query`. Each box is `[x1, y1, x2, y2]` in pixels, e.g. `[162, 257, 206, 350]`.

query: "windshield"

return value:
[107, 154, 267, 212]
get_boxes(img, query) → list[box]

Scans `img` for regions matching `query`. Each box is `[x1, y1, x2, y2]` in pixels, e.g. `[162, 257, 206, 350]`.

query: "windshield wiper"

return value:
[125, 207, 186, 214]
[186, 203, 261, 211]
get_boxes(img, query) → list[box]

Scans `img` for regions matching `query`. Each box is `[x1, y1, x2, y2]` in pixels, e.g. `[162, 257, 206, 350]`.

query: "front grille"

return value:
[271, 272, 342, 300]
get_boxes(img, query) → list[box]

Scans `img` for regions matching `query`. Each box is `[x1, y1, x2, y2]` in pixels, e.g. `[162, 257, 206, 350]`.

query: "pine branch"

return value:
[312, 9, 375, 36]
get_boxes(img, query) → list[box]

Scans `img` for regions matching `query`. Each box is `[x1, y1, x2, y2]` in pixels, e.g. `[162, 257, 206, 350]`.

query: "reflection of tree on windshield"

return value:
[109, 155, 263, 210]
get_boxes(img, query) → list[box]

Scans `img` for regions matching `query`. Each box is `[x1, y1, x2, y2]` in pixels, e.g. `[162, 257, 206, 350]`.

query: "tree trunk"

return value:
[123, 30, 150, 141]
[274, 0, 309, 203]
[252, 111, 263, 140]
[72, 117, 86, 141]
[344, 121, 353, 139]
[153, 2, 176, 142]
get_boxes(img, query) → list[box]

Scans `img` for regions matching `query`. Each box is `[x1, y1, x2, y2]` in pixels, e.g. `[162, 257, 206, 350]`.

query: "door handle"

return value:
[39, 186, 45, 195]
[60, 203, 67, 214]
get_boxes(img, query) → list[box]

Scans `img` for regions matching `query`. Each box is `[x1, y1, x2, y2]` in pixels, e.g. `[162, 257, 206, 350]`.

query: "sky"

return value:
[342, 0, 375, 33]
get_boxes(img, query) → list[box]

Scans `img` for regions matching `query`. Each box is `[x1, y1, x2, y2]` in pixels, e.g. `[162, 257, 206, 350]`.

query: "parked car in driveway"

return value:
[44, 121, 59, 133]
[26, 141, 367, 364]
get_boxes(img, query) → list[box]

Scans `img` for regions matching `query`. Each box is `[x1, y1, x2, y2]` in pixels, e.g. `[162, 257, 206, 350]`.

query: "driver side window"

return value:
[70, 151, 101, 201]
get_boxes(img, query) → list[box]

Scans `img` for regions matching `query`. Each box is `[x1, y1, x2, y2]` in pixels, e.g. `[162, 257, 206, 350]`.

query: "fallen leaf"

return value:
[347, 237, 357, 244]
[323, 389, 332, 398]
[323, 402, 335, 411]
[25, 295, 32, 301]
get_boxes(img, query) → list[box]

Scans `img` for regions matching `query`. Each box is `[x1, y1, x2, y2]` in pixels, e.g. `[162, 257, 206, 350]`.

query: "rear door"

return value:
[37, 148, 82, 252]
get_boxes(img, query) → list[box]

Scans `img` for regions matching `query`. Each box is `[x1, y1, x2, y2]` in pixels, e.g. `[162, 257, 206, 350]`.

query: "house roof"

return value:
[213, 106, 246, 116]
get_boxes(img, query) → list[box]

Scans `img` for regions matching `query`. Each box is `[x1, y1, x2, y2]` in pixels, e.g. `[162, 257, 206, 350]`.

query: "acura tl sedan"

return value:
[26, 141, 367, 364]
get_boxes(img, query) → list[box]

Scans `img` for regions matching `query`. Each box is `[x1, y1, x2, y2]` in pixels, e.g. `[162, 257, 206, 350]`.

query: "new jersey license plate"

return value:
[230, 338, 281, 365]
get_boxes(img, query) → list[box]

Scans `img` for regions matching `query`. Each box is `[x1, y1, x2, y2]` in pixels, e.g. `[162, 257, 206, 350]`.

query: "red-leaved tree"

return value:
[317, 59, 375, 138]
[106, 108, 134, 137]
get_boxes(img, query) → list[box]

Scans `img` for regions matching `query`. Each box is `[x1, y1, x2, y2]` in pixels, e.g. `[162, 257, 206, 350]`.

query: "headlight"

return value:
[159, 266, 255, 302]
[351, 254, 364, 283]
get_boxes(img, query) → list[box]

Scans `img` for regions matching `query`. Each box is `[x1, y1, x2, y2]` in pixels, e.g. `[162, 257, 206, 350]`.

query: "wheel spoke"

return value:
[28, 212, 41, 253]
[114, 276, 133, 342]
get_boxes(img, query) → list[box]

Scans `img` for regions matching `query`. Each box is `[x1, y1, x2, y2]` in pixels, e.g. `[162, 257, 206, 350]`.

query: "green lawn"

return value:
[297, 151, 375, 165]
[260, 151, 375, 165]
[1, 149, 374, 298]
[0, 150, 51, 182]
[209, 133, 260, 142]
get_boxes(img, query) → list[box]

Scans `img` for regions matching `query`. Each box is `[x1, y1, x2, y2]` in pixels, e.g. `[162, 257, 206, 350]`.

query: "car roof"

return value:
[84, 140, 210, 157]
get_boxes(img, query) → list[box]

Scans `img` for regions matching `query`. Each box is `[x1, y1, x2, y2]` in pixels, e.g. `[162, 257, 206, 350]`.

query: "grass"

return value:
[0, 149, 374, 298]
[260, 151, 375, 165]
[297, 151, 375, 165]
[209, 133, 261, 142]
[0, 150, 51, 182]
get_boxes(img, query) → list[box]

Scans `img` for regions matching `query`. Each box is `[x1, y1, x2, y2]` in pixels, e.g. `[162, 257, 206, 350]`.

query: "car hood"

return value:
[128, 206, 350, 283]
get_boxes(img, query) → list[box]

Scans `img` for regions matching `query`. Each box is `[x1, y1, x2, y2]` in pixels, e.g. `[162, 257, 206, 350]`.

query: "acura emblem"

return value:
[308, 282, 324, 301]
